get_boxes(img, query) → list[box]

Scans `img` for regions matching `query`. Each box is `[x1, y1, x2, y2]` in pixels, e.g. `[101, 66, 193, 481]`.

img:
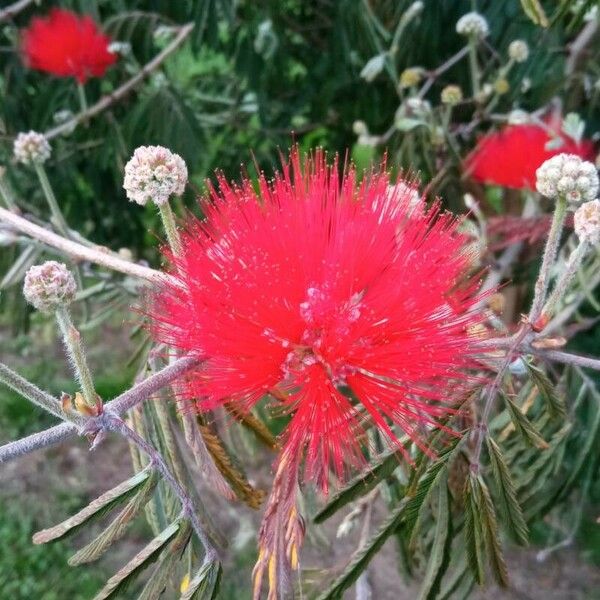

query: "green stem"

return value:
[540, 241, 588, 325]
[158, 202, 182, 256]
[0, 169, 18, 211]
[34, 162, 71, 237]
[529, 196, 568, 322]
[468, 36, 481, 97]
[77, 83, 88, 116]
[55, 306, 97, 408]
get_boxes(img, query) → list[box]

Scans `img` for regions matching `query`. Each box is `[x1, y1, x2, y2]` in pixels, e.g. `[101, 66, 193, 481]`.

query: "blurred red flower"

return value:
[150, 150, 487, 492]
[466, 121, 594, 190]
[21, 9, 116, 83]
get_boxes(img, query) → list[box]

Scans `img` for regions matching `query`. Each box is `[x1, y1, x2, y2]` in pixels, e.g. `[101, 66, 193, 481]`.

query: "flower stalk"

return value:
[529, 195, 568, 323]
[158, 201, 182, 256]
[33, 161, 72, 238]
[539, 240, 589, 326]
[55, 305, 98, 409]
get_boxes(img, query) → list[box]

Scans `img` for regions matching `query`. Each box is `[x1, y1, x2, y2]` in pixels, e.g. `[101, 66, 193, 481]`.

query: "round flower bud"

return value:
[123, 145, 188, 206]
[352, 120, 368, 136]
[574, 200, 600, 244]
[456, 12, 489, 38]
[23, 261, 77, 313]
[508, 40, 529, 63]
[493, 78, 510, 95]
[441, 84, 463, 105]
[13, 131, 51, 165]
[399, 67, 423, 89]
[535, 154, 599, 203]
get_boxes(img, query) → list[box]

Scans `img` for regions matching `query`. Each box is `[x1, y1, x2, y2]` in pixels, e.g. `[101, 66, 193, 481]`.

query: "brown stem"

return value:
[44, 24, 194, 139]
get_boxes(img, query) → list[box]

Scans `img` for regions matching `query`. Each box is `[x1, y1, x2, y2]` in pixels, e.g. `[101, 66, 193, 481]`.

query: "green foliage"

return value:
[0, 498, 108, 599]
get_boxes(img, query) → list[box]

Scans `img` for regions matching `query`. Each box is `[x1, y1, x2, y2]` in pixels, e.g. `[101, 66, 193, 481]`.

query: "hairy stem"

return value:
[0, 362, 82, 424]
[529, 196, 568, 322]
[33, 162, 72, 238]
[540, 241, 588, 325]
[55, 306, 98, 408]
[158, 202, 182, 256]
[103, 413, 219, 560]
[0, 206, 168, 284]
[0, 355, 201, 463]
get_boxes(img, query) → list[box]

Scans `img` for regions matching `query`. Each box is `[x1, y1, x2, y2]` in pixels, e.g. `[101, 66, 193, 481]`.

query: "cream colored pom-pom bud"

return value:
[23, 261, 77, 313]
[441, 84, 463, 105]
[508, 40, 529, 63]
[456, 12, 489, 38]
[13, 131, 51, 165]
[535, 154, 599, 203]
[574, 199, 600, 244]
[123, 145, 188, 207]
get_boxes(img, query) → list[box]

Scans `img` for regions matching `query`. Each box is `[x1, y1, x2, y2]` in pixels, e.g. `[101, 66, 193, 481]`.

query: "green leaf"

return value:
[33, 468, 152, 544]
[313, 447, 402, 523]
[520, 0, 549, 26]
[463, 474, 485, 585]
[92, 521, 181, 600]
[501, 391, 549, 449]
[485, 437, 529, 545]
[180, 560, 223, 600]
[138, 521, 192, 600]
[69, 470, 159, 565]
[405, 437, 462, 543]
[558, 395, 600, 500]
[316, 498, 409, 600]
[524, 361, 566, 419]
[477, 475, 509, 587]
[417, 472, 451, 600]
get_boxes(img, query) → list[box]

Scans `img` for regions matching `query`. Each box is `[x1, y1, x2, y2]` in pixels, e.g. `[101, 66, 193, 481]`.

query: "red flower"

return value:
[150, 150, 487, 492]
[21, 9, 116, 83]
[466, 121, 594, 190]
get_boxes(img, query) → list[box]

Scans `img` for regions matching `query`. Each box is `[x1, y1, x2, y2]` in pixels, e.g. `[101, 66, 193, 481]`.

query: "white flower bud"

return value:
[123, 145, 188, 206]
[456, 12, 489, 38]
[441, 84, 463, 105]
[352, 120, 368, 136]
[574, 200, 600, 245]
[23, 261, 77, 313]
[508, 40, 529, 63]
[535, 154, 599, 203]
[13, 131, 51, 165]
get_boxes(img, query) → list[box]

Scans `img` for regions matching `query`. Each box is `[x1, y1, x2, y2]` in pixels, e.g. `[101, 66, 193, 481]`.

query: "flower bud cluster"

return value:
[123, 145, 188, 206]
[574, 200, 600, 245]
[13, 131, 51, 165]
[456, 12, 489, 38]
[535, 154, 599, 204]
[508, 40, 529, 62]
[441, 85, 463, 105]
[23, 261, 77, 313]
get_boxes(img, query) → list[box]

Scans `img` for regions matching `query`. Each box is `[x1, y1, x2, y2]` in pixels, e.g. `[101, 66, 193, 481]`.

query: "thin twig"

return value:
[100, 412, 219, 560]
[44, 23, 194, 140]
[0, 355, 200, 463]
[0, 0, 37, 23]
[0, 206, 169, 284]
[533, 348, 600, 372]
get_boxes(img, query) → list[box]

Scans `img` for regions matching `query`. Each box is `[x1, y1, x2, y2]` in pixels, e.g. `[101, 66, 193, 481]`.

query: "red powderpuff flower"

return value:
[466, 121, 594, 190]
[150, 150, 487, 492]
[21, 9, 116, 83]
